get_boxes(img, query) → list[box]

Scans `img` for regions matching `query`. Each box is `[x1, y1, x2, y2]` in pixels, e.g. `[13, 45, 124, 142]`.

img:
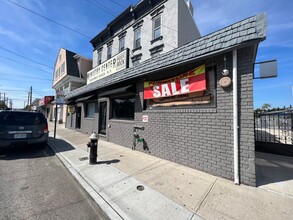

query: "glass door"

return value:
[98, 101, 107, 135]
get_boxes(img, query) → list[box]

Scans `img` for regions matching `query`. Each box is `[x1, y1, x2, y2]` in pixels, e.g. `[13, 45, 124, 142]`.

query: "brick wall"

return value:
[131, 48, 256, 186]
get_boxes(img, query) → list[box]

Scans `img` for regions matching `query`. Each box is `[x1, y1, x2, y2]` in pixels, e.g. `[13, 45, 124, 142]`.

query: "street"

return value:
[0, 145, 109, 220]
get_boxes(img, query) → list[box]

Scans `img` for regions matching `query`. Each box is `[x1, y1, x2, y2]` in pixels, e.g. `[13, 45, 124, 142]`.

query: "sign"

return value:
[39, 96, 54, 106]
[150, 95, 211, 107]
[87, 49, 129, 84]
[67, 106, 75, 113]
[142, 115, 148, 122]
[144, 65, 206, 99]
[56, 91, 65, 105]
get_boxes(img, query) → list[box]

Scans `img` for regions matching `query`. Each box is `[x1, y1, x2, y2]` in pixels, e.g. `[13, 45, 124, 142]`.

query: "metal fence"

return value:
[255, 108, 293, 145]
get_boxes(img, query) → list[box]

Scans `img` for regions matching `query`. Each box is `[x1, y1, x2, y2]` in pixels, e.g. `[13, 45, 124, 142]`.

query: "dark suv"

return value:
[0, 110, 48, 149]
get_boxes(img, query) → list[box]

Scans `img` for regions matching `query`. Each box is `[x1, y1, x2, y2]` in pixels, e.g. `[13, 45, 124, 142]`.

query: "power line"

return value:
[109, 0, 126, 9]
[0, 72, 52, 81]
[7, 0, 91, 38]
[0, 46, 53, 69]
[88, 0, 176, 49]
[0, 56, 52, 74]
[0, 79, 51, 83]
[86, 0, 117, 17]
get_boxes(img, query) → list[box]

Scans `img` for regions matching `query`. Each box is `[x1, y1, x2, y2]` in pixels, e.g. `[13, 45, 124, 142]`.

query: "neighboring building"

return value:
[52, 48, 92, 124]
[38, 96, 54, 118]
[65, 1, 267, 186]
[89, 0, 200, 71]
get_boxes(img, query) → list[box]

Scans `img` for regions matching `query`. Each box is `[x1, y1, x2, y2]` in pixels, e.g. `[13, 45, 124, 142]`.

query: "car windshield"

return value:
[0, 112, 45, 126]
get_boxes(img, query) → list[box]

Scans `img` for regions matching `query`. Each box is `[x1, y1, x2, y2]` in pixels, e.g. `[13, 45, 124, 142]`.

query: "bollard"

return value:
[88, 132, 98, 165]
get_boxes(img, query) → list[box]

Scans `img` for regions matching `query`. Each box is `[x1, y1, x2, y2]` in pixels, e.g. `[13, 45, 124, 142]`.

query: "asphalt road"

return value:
[0, 145, 109, 220]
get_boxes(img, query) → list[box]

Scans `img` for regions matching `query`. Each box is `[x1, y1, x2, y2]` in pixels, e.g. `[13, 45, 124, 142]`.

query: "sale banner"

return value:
[144, 64, 206, 100]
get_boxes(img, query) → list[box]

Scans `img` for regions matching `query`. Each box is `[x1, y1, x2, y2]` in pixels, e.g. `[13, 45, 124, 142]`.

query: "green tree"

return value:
[0, 100, 7, 110]
[261, 103, 271, 110]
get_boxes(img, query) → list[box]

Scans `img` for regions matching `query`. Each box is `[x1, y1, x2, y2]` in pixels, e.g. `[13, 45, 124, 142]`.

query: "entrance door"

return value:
[76, 107, 81, 129]
[98, 101, 107, 135]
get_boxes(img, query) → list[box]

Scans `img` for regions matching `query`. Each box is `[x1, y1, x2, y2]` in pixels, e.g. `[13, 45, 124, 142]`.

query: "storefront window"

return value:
[85, 102, 96, 118]
[111, 96, 135, 120]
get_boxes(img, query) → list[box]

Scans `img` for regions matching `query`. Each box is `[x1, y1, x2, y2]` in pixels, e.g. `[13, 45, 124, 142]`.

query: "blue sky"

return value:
[0, 0, 292, 109]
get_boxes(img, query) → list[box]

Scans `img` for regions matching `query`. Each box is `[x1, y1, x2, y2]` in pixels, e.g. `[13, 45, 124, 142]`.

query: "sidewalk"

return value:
[48, 122, 293, 220]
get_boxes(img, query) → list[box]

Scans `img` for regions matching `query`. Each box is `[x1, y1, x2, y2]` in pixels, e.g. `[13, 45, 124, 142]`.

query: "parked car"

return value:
[0, 110, 48, 149]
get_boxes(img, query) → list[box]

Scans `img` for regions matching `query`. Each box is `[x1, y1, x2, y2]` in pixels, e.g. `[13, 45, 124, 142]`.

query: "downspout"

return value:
[233, 49, 239, 185]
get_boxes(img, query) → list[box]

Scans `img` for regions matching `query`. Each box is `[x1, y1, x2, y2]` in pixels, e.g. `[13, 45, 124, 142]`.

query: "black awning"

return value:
[99, 85, 135, 97]
[75, 94, 95, 102]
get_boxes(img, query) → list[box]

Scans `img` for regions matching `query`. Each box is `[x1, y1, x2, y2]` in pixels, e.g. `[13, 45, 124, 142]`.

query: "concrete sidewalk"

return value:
[48, 122, 293, 220]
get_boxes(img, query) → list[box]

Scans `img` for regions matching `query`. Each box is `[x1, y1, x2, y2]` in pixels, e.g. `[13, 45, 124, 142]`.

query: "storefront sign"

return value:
[56, 91, 65, 105]
[150, 94, 211, 107]
[142, 115, 149, 122]
[67, 106, 75, 113]
[87, 49, 129, 84]
[144, 65, 206, 99]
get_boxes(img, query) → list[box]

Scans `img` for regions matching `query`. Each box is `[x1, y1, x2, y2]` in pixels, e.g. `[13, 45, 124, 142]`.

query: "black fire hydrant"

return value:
[87, 132, 98, 165]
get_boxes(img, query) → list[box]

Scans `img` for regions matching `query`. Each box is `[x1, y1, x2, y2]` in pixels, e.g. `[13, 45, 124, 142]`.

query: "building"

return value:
[52, 48, 92, 124]
[65, 0, 267, 186]
[38, 96, 54, 118]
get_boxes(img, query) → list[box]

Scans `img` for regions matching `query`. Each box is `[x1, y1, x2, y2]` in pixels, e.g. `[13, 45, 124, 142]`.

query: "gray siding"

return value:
[178, 0, 201, 46]
[130, 48, 255, 186]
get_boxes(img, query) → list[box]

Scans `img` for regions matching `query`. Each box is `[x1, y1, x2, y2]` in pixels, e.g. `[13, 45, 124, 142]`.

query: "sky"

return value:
[0, 0, 292, 109]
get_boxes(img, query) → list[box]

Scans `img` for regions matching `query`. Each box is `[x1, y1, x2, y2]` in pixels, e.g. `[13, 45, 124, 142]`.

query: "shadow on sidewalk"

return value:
[96, 159, 120, 165]
[48, 137, 75, 152]
[256, 152, 293, 186]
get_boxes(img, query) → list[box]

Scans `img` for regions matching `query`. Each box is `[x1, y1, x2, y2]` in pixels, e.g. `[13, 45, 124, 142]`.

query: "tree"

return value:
[0, 100, 8, 110]
[261, 103, 271, 110]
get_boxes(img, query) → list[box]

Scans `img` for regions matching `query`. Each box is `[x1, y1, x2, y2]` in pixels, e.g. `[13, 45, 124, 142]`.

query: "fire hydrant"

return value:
[87, 132, 98, 165]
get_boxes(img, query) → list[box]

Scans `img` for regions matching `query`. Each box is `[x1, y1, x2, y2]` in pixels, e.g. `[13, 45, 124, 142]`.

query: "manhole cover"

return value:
[79, 157, 89, 161]
[137, 185, 145, 191]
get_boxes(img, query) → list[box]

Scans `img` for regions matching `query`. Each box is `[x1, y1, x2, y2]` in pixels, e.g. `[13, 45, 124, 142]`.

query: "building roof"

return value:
[66, 13, 266, 100]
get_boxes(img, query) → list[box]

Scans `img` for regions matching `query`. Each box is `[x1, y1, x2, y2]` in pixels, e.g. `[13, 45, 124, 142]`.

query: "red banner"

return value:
[144, 65, 206, 100]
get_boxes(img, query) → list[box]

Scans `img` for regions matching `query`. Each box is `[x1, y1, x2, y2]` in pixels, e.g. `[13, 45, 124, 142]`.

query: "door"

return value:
[76, 107, 81, 129]
[98, 101, 107, 135]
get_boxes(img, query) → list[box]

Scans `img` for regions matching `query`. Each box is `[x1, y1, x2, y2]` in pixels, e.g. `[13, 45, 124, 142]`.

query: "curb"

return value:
[48, 139, 126, 220]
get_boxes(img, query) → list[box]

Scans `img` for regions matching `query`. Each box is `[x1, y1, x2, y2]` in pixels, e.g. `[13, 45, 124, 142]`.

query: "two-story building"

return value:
[65, 0, 267, 186]
[52, 48, 92, 125]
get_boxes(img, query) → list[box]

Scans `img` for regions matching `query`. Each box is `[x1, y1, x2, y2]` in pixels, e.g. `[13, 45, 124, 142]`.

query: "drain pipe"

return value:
[233, 49, 239, 185]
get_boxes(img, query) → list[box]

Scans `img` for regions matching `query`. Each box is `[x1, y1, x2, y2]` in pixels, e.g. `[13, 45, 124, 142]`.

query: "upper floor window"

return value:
[119, 36, 125, 52]
[153, 16, 161, 39]
[61, 62, 65, 75]
[107, 44, 112, 59]
[98, 50, 102, 65]
[134, 28, 141, 49]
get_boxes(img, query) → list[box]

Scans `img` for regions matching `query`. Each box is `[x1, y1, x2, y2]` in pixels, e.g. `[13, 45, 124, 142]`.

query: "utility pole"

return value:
[30, 86, 32, 106]
[27, 91, 30, 110]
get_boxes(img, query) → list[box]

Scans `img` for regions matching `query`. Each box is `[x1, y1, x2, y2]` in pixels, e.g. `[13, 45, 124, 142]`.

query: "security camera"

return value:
[222, 69, 229, 76]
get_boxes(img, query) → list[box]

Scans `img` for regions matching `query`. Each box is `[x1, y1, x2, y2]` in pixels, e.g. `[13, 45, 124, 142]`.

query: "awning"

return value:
[99, 85, 135, 97]
[75, 94, 95, 102]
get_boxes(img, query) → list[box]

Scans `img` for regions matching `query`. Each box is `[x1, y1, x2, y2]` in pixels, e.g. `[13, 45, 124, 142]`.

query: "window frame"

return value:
[119, 36, 125, 52]
[110, 95, 135, 121]
[107, 44, 112, 60]
[153, 15, 162, 40]
[133, 27, 141, 50]
[85, 102, 96, 118]
[97, 50, 102, 65]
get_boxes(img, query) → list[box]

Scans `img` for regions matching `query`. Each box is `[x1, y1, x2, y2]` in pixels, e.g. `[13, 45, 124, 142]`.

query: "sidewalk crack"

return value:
[194, 177, 218, 213]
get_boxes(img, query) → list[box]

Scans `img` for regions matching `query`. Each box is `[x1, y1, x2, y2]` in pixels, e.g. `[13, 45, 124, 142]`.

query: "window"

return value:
[98, 50, 102, 65]
[85, 102, 95, 118]
[153, 16, 161, 39]
[111, 96, 135, 120]
[134, 28, 141, 49]
[107, 44, 112, 59]
[61, 62, 65, 75]
[119, 36, 125, 52]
